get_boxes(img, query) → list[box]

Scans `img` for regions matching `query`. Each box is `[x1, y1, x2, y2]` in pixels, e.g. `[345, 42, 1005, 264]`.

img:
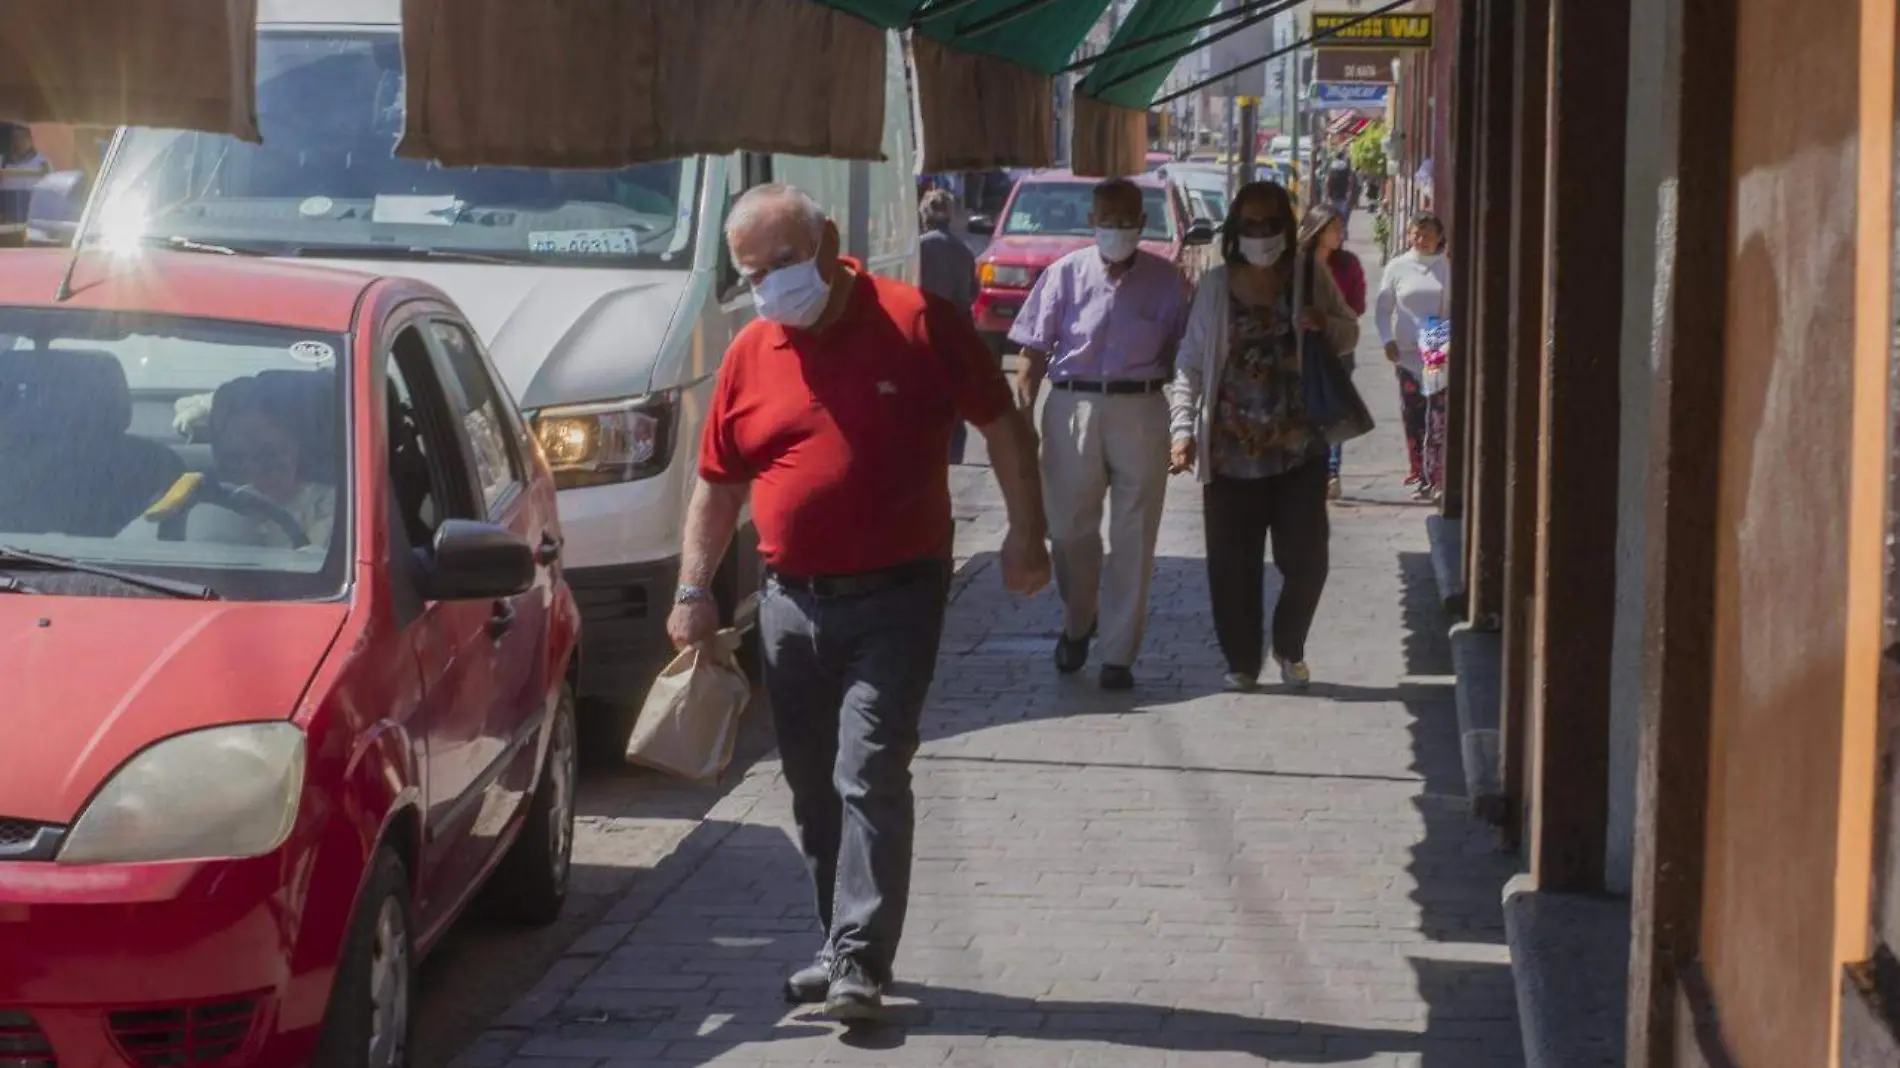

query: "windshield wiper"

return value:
[291, 245, 521, 266]
[0, 545, 219, 600]
[0, 576, 41, 595]
[134, 234, 265, 257]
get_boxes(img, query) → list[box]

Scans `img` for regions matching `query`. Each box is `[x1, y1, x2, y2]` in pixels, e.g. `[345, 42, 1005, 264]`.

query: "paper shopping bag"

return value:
[624, 594, 759, 781]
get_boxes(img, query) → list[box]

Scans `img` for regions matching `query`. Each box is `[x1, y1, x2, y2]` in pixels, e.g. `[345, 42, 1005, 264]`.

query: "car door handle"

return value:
[536, 533, 562, 567]
[487, 600, 518, 641]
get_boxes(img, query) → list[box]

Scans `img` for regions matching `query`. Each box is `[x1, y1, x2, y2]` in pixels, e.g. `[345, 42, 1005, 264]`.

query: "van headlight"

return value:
[59, 724, 305, 865]
[530, 393, 678, 490]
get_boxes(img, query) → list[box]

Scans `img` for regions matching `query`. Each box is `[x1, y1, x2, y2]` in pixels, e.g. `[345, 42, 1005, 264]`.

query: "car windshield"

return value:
[1001, 183, 1174, 240]
[88, 29, 701, 268]
[0, 308, 349, 601]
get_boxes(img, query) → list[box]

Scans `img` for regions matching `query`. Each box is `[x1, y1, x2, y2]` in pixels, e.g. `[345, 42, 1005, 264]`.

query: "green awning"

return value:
[1077, 0, 1225, 109]
[821, 1, 1115, 75]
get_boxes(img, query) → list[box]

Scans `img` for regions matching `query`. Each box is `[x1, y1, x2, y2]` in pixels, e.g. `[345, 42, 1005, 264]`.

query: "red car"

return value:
[0, 249, 580, 1067]
[968, 170, 1213, 352]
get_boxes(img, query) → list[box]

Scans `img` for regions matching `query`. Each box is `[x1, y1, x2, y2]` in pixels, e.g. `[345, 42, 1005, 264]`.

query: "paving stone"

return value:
[461, 224, 1521, 1067]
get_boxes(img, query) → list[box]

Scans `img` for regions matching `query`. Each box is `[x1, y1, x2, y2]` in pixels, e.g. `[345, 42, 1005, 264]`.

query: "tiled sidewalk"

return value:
[457, 230, 1523, 1068]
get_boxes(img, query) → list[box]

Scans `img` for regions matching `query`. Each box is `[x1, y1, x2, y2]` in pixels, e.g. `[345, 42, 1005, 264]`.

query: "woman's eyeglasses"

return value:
[1233, 216, 1288, 238]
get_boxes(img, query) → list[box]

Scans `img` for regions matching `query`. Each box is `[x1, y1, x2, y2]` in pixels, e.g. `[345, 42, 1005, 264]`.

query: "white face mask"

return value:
[751, 258, 832, 328]
[1094, 227, 1141, 264]
[1239, 234, 1286, 267]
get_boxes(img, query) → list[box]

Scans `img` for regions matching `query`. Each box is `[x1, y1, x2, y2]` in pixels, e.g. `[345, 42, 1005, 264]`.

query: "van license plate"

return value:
[529, 229, 641, 256]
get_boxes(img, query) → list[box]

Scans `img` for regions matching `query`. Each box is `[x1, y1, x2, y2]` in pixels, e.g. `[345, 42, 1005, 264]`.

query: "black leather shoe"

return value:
[1054, 626, 1095, 674]
[1099, 665, 1135, 691]
[783, 953, 833, 1004]
[823, 957, 884, 1023]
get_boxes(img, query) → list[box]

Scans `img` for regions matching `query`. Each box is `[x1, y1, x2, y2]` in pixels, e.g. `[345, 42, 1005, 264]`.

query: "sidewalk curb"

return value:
[1502, 873, 1631, 1068]
[1427, 513, 1467, 616]
[1449, 622, 1504, 820]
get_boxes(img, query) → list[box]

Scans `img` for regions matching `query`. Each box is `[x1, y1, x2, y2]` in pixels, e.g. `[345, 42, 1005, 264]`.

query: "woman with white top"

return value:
[1373, 213, 1451, 500]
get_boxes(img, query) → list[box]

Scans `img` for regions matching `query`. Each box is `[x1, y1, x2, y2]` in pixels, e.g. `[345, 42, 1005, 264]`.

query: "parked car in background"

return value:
[0, 248, 580, 1068]
[63, 0, 922, 749]
[1159, 162, 1230, 224]
[966, 169, 1212, 354]
[1144, 151, 1175, 172]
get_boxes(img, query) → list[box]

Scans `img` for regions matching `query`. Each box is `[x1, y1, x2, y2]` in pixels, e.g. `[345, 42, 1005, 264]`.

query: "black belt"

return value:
[1050, 378, 1169, 395]
[766, 557, 947, 599]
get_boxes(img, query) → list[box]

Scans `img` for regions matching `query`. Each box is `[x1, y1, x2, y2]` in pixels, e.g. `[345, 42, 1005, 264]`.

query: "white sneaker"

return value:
[1275, 655, 1312, 691]
[1223, 672, 1258, 693]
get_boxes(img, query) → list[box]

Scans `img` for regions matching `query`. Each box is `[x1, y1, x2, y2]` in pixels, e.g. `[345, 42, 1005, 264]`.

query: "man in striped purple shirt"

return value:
[1008, 178, 1189, 691]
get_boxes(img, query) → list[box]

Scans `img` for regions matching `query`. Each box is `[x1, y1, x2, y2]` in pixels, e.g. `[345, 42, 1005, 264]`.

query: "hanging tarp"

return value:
[398, 0, 887, 168]
[910, 35, 1053, 172]
[0, 0, 258, 140]
[1071, 0, 1220, 176]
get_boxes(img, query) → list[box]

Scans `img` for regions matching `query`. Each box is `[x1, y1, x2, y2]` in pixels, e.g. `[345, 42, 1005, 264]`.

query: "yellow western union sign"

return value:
[1313, 12, 1435, 48]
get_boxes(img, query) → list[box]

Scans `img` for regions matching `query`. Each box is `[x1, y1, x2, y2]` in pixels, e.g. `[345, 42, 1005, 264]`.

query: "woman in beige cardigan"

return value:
[1167, 181, 1359, 693]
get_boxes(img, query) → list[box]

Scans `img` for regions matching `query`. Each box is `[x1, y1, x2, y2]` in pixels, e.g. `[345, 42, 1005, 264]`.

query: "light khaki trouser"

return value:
[1038, 387, 1171, 668]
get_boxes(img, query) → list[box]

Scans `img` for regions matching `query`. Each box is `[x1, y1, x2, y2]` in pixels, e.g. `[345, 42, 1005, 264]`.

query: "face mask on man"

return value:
[1094, 227, 1141, 264]
[751, 258, 832, 328]
[1239, 234, 1286, 268]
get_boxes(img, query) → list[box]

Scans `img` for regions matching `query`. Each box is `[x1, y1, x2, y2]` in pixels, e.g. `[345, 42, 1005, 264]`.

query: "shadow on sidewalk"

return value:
[521, 821, 1450, 1066]
[1396, 549, 1523, 1060]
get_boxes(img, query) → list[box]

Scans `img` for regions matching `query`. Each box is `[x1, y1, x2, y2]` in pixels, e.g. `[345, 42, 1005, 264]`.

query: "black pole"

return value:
[951, 0, 1072, 40]
[1150, 0, 1414, 107]
[1059, 0, 1300, 74]
[908, 0, 989, 27]
[1087, 0, 1290, 96]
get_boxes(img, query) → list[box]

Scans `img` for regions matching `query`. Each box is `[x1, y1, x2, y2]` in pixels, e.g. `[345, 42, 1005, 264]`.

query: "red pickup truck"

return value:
[968, 170, 1213, 353]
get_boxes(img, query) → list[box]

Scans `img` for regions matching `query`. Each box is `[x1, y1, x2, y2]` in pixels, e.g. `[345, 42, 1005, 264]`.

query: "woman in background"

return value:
[1373, 212, 1450, 501]
[1301, 205, 1366, 501]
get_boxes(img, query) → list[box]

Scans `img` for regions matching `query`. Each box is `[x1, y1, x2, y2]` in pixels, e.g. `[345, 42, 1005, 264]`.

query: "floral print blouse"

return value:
[1211, 292, 1323, 479]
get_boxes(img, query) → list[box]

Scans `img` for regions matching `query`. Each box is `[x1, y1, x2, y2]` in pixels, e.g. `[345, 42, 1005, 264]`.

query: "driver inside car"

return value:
[208, 376, 336, 551]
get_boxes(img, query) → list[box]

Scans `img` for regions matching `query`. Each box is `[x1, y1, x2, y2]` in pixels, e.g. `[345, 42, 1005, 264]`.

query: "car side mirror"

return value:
[1184, 220, 1217, 247]
[420, 519, 535, 601]
[966, 214, 995, 237]
[26, 171, 84, 247]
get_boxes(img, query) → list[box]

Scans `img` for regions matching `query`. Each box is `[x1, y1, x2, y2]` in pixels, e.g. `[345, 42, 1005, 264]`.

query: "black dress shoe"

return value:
[823, 957, 884, 1023]
[783, 953, 833, 1004]
[1099, 665, 1135, 691]
[1054, 626, 1095, 674]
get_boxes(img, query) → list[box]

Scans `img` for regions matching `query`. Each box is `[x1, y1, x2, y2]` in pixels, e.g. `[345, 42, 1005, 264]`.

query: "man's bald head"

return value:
[726, 183, 840, 286]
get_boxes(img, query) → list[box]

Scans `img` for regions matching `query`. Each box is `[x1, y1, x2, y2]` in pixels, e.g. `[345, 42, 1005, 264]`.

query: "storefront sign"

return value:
[1312, 12, 1435, 48]
[1310, 82, 1390, 110]
[1315, 48, 1400, 83]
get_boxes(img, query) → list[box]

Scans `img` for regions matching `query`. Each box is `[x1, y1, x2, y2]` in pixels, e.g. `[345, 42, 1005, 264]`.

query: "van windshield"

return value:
[89, 29, 700, 268]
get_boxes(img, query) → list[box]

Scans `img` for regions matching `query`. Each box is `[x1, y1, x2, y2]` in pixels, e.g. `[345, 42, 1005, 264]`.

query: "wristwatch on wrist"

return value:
[675, 583, 712, 605]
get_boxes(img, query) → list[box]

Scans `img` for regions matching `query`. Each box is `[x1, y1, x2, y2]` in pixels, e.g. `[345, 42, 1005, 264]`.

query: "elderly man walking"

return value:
[669, 184, 1050, 1022]
[1009, 177, 1188, 690]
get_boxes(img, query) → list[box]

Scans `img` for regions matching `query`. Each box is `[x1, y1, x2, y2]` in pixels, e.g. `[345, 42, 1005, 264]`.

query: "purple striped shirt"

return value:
[1006, 247, 1189, 383]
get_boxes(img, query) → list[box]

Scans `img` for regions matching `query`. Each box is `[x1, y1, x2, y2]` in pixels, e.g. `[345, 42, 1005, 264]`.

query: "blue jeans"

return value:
[1327, 443, 1343, 479]
[950, 420, 969, 464]
[758, 562, 950, 983]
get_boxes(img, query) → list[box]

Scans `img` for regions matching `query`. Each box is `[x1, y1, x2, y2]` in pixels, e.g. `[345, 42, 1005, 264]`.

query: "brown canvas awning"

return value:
[397, 0, 888, 169]
[0, 0, 258, 141]
[910, 35, 1054, 173]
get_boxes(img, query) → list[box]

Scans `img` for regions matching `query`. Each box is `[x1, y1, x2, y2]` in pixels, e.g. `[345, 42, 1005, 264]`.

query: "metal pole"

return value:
[951, 0, 1070, 41]
[1150, 0, 1415, 107]
[1089, 0, 1294, 96]
[908, 0, 989, 27]
[1060, 0, 1302, 74]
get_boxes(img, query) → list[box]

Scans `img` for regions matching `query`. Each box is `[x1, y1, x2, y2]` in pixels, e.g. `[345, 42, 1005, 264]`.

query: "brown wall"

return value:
[1700, 0, 1862, 1061]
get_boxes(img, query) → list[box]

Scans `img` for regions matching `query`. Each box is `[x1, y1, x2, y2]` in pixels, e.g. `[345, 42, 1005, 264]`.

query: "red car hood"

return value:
[982, 234, 1176, 267]
[0, 599, 348, 824]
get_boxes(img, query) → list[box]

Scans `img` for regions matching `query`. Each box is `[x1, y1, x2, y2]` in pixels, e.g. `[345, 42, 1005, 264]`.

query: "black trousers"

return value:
[1203, 460, 1331, 674]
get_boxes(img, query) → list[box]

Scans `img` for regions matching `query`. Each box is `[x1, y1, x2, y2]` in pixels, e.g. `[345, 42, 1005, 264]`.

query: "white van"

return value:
[71, 0, 920, 734]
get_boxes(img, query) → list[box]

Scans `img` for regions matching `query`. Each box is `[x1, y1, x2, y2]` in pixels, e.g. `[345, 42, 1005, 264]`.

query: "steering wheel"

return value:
[175, 480, 312, 549]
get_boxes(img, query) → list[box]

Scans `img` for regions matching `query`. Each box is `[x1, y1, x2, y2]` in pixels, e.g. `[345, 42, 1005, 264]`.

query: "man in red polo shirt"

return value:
[667, 183, 1048, 1022]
